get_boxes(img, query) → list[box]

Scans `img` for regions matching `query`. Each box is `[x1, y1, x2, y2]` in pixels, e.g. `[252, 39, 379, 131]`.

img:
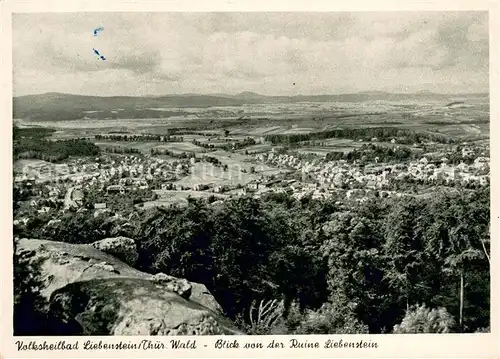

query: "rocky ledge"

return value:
[16, 238, 242, 335]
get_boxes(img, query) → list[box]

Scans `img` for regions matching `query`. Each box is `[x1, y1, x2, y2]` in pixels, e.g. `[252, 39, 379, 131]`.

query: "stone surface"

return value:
[90, 236, 138, 266]
[16, 239, 229, 332]
[18, 239, 150, 302]
[152, 273, 192, 300]
[48, 278, 239, 335]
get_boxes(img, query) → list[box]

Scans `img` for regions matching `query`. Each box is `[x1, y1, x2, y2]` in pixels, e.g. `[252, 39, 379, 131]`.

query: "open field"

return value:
[236, 143, 273, 154]
[208, 150, 283, 175]
[14, 159, 52, 172]
[172, 150, 283, 189]
[95, 141, 158, 152]
[294, 138, 366, 156]
[139, 190, 228, 208]
[16, 118, 181, 130]
[245, 126, 283, 135]
[13, 159, 100, 183]
[14, 159, 74, 177]
[155, 142, 205, 153]
[320, 138, 357, 146]
[15, 97, 490, 153]
[94, 140, 206, 154]
[434, 123, 488, 138]
[175, 162, 257, 188]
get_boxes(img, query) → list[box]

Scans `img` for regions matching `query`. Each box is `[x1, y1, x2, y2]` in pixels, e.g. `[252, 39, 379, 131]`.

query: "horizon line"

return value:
[13, 90, 490, 98]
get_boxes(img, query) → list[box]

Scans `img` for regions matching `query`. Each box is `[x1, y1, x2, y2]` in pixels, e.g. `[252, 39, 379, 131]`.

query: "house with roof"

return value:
[94, 203, 107, 209]
[107, 184, 125, 194]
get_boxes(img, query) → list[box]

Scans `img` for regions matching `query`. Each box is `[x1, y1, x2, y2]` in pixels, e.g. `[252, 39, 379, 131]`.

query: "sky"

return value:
[12, 12, 489, 96]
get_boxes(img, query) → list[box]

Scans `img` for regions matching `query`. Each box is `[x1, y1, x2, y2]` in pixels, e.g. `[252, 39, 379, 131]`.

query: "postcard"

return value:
[0, 0, 498, 358]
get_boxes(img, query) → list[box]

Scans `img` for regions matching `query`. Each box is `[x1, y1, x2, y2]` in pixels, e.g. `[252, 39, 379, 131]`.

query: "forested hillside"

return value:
[14, 187, 490, 334]
[13, 126, 100, 162]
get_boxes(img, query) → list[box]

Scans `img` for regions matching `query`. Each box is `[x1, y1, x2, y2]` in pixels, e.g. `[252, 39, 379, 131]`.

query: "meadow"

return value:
[139, 190, 228, 209]
[175, 162, 256, 188]
[94, 140, 206, 154]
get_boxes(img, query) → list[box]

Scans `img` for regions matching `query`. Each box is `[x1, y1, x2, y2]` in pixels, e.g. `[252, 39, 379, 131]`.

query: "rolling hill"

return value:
[13, 91, 489, 122]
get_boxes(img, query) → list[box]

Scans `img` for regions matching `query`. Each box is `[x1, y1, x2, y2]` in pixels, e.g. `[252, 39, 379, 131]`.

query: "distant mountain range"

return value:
[13, 91, 489, 122]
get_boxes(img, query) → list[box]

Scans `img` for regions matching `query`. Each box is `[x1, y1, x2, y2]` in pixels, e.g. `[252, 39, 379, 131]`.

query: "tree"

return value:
[383, 198, 427, 311]
[13, 239, 49, 335]
[424, 190, 489, 331]
[14, 181, 488, 334]
[208, 197, 273, 318]
[320, 209, 386, 332]
[135, 201, 213, 284]
[445, 192, 487, 331]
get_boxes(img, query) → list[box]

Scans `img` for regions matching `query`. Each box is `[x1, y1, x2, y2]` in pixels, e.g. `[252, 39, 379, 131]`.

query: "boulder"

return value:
[16, 239, 231, 334]
[16, 238, 150, 303]
[48, 278, 239, 335]
[152, 273, 192, 300]
[90, 236, 138, 266]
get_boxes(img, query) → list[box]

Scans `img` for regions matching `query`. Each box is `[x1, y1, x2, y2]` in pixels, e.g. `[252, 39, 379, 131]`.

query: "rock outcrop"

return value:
[16, 238, 236, 335]
[90, 236, 138, 266]
[152, 272, 192, 300]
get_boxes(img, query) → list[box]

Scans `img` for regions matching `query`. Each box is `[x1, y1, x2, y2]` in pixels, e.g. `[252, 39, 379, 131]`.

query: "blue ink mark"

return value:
[92, 25, 106, 60]
[92, 48, 106, 61]
[93, 25, 104, 36]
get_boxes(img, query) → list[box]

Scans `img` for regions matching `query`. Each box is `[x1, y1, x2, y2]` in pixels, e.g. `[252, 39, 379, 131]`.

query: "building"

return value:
[193, 183, 209, 191]
[264, 179, 281, 187]
[72, 189, 84, 206]
[214, 185, 225, 193]
[94, 203, 107, 209]
[37, 207, 51, 214]
[107, 185, 125, 194]
[247, 182, 260, 190]
[474, 157, 489, 171]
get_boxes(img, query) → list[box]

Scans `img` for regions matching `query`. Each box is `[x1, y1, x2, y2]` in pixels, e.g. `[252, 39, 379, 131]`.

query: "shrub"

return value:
[292, 301, 369, 334]
[236, 299, 286, 335]
[475, 327, 490, 333]
[393, 304, 455, 333]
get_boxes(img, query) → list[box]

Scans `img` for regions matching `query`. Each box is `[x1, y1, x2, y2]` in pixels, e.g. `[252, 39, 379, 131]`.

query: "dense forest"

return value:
[13, 127, 100, 162]
[191, 136, 256, 152]
[103, 146, 142, 154]
[13, 126, 56, 140]
[264, 127, 454, 145]
[14, 186, 490, 334]
[149, 148, 197, 158]
[325, 144, 416, 163]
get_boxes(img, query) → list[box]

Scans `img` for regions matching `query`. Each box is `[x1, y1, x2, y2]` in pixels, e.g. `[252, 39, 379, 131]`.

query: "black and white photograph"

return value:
[10, 10, 491, 338]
